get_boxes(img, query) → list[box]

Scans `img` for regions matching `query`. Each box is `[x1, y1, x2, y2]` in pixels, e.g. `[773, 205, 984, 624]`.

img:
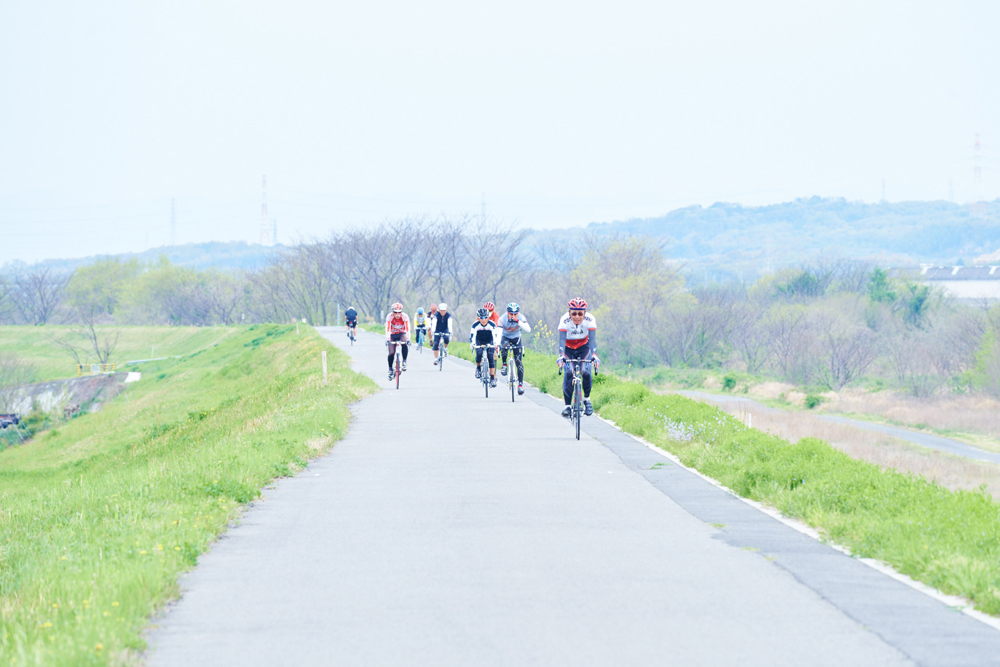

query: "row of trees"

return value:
[4, 218, 1000, 397]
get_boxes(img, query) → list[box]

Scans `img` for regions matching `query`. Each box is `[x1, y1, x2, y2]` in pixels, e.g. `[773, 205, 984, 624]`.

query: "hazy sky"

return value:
[2, 0, 998, 263]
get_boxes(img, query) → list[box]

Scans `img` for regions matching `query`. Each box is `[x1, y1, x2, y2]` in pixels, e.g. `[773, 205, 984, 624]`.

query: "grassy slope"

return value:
[452, 345, 1000, 616]
[0, 325, 375, 666]
[0, 326, 244, 383]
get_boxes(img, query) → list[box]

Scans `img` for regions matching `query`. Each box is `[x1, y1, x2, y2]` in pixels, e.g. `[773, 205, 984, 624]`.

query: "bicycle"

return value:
[473, 344, 494, 398]
[434, 332, 449, 371]
[558, 357, 598, 440]
[347, 323, 356, 345]
[501, 342, 523, 403]
[387, 340, 408, 389]
[415, 326, 427, 353]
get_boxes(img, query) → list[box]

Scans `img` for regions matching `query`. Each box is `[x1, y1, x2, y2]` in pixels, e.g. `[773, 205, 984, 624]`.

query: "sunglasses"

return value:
[569, 310, 585, 316]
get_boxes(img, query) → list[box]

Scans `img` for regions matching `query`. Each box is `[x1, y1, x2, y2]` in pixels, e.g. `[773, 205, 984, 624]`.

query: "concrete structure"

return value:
[910, 265, 1000, 301]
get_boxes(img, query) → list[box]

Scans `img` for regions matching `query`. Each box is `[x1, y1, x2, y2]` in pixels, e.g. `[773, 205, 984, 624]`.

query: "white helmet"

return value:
[438, 303, 448, 311]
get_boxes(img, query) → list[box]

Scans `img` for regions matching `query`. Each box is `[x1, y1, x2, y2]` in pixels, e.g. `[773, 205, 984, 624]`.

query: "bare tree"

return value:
[11, 267, 68, 325]
[205, 271, 248, 325]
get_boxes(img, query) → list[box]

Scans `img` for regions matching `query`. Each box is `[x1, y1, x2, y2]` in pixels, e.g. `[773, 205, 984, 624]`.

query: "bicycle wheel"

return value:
[510, 363, 516, 402]
[484, 369, 489, 398]
[395, 354, 401, 390]
[575, 407, 581, 440]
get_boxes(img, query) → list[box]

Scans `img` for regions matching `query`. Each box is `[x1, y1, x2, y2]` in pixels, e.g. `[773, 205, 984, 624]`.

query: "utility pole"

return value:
[971, 134, 987, 219]
[260, 175, 271, 245]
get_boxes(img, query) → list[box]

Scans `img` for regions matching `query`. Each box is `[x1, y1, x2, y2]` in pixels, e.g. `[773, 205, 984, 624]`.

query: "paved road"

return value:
[680, 390, 1000, 466]
[146, 327, 1000, 666]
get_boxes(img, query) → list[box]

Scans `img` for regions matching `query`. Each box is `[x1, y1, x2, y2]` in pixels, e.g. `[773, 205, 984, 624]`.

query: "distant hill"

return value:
[583, 197, 1000, 280]
[3, 241, 283, 274]
[9, 198, 1000, 283]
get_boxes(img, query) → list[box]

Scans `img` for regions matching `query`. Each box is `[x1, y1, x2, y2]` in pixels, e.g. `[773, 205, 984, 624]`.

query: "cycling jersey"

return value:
[497, 312, 530, 340]
[344, 308, 358, 323]
[385, 312, 410, 336]
[486, 309, 500, 325]
[470, 320, 499, 347]
[558, 311, 597, 350]
[414, 314, 428, 328]
[431, 311, 452, 335]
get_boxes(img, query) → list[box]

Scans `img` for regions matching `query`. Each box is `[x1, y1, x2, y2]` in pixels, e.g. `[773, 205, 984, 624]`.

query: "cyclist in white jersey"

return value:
[497, 302, 530, 395]
[557, 297, 597, 418]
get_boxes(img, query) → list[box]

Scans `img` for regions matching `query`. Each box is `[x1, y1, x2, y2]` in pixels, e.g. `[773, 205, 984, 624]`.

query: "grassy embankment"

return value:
[0, 325, 244, 383]
[451, 345, 1000, 616]
[0, 325, 375, 666]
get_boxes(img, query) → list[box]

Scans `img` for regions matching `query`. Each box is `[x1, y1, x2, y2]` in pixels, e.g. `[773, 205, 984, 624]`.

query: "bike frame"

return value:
[435, 332, 449, 370]
[474, 344, 493, 397]
[503, 342, 522, 402]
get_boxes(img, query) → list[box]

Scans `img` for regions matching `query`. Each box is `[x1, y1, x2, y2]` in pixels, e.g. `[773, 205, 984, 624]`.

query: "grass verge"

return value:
[0, 325, 375, 665]
[453, 345, 1000, 616]
[0, 326, 244, 382]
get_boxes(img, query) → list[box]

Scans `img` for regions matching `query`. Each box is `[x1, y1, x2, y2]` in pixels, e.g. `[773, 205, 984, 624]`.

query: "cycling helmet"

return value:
[476, 308, 490, 319]
[430, 303, 438, 310]
[391, 302, 403, 313]
[506, 302, 520, 314]
[484, 301, 495, 311]
[417, 307, 424, 314]
[439, 303, 448, 311]
[568, 297, 588, 310]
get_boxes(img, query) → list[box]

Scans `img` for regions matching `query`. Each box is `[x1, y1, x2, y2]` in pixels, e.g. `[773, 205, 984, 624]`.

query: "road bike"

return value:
[473, 344, 494, 398]
[434, 332, 449, 371]
[347, 323, 356, 346]
[387, 340, 408, 389]
[501, 342, 523, 403]
[558, 358, 597, 440]
[415, 326, 427, 353]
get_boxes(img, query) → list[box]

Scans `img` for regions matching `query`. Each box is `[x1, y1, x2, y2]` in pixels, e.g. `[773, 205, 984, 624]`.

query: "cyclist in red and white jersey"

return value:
[557, 297, 597, 418]
[385, 302, 410, 380]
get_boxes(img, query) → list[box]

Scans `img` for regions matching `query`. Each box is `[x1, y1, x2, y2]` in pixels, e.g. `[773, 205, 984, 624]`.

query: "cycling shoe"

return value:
[518, 384, 524, 395]
[584, 399, 594, 416]
[561, 406, 572, 419]
[490, 377, 497, 388]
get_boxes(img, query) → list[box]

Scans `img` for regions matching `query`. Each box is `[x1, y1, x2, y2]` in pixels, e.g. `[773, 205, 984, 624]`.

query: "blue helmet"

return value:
[476, 308, 490, 319]
[506, 302, 520, 314]
[417, 307, 424, 314]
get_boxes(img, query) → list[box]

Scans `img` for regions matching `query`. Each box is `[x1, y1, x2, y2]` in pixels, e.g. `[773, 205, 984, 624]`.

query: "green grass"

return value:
[0, 325, 376, 665]
[465, 346, 1000, 616]
[0, 326, 244, 382]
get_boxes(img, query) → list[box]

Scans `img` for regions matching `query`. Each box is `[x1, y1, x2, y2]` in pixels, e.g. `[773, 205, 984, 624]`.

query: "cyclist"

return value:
[385, 302, 410, 380]
[413, 307, 428, 347]
[344, 306, 358, 339]
[557, 298, 597, 419]
[498, 302, 530, 395]
[429, 303, 438, 320]
[483, 301, 500, 324]
[431, 303, 452, 365]
[470, 307, 500, 387]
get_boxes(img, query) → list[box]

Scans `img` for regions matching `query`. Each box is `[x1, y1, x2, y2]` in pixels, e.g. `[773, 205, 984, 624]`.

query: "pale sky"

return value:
[2, 0, 998, 263]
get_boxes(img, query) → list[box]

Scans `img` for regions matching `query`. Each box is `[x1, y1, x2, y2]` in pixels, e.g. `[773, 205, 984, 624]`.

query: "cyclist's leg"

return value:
[386, 342, 396, 370]
[474, 347, 484, 377]
[562, 364, 574, 405]
[514, 343, 525, 382]
[401, 334, 409, 362]
[486, 347, 496, 376]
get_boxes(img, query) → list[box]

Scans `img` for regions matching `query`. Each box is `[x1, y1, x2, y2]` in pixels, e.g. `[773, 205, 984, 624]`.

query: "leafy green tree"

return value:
[64, 258, 140, 320]
[866, 267, 896, 304]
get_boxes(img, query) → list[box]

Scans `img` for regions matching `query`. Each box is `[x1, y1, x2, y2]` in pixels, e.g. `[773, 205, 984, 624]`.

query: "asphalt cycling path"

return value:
[146, 327, 1000, 666]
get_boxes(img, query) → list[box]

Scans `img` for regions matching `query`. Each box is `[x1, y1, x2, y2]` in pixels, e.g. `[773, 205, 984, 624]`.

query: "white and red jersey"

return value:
[558, 311, 597, 350]
[385, 312, 410, 336]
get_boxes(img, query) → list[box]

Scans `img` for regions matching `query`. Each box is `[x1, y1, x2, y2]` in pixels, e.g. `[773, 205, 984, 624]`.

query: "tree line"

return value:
[3, 217, 1000, 397]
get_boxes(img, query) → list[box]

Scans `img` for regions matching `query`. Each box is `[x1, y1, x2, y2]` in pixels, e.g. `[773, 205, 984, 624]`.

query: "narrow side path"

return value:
[679, 389, 1000, 465]
[143, 328, 1000, 666]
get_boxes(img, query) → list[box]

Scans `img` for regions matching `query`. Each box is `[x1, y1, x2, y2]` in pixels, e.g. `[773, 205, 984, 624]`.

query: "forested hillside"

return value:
[587, 197, 1000, 281]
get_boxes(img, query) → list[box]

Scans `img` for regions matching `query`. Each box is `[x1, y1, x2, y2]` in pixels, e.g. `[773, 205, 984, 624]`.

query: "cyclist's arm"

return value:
[585, 331, 597, 360]
[519, 318, 531, 334]
[558, 330, 567, 357]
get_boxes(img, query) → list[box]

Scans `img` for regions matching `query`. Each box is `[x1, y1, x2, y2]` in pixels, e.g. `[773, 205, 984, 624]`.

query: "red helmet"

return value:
[568, 298, 588, 311]
[391, 302, 403, 313]
[430, 303, 438, 310]
[483, 301, 495, 311]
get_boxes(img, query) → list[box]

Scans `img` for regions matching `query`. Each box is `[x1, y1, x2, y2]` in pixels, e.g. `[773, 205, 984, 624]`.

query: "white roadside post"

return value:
[322, 351, 328, 385]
